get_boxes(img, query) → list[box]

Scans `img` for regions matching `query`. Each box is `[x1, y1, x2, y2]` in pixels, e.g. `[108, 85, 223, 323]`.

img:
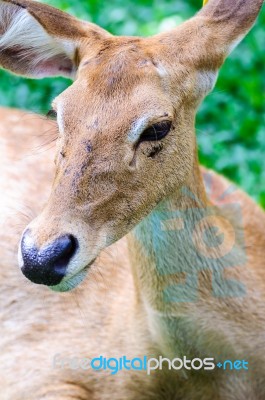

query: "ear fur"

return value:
[156, 0, 263, 71]
[0, 0, 109, 78]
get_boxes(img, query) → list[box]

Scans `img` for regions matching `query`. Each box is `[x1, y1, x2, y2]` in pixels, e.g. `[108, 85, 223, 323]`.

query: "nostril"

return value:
[51, 235, 78, 272]
[20, 232, 79, 286]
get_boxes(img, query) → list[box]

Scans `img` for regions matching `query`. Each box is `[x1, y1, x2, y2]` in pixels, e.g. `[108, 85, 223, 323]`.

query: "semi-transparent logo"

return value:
[134, 172, 246, 303]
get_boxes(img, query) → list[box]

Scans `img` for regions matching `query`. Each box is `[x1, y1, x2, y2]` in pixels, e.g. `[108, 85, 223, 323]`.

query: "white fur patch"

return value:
[196, 70, 218, 97]
[155, 63, 168, 78]
[227, 34, 245, 55]
[127, 116, 149, 143]
[56, 103, 65, 134]
[0, 1, 76, 77]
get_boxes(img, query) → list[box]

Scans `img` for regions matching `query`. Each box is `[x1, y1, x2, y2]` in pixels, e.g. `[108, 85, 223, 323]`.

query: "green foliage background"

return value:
[0, 1, 264, 205]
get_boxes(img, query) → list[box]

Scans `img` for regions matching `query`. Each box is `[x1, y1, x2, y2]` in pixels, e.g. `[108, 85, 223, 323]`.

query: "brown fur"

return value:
[0, 0, 264, 398]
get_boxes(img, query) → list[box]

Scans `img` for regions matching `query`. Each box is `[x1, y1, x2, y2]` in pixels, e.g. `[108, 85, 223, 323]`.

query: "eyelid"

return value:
[128, 114, 172, 145]
[149, 116, 173, 125]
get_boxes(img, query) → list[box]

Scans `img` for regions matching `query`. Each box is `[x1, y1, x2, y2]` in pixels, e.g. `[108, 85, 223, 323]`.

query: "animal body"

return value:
[0, 0, 264, 399]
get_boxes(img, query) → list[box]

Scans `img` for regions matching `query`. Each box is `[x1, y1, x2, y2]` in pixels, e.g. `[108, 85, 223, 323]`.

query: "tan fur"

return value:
[0, 0, 265, 398]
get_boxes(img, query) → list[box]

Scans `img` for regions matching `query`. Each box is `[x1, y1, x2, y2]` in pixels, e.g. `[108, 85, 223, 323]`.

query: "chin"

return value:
[49, 267, 89, 292]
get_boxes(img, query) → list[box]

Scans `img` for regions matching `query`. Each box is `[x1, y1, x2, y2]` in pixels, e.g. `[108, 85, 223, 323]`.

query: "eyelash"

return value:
[139, 121, 172, 143]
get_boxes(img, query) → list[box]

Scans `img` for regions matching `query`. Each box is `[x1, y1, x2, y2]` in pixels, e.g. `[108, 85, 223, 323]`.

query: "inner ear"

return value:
[0, 0, 110, 79]
[0, 2, 77, 77]
[1, 35, 76, 78]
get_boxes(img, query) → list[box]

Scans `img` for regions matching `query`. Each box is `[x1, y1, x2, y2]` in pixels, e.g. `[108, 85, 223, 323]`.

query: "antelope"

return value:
[0, 0, 264, 399]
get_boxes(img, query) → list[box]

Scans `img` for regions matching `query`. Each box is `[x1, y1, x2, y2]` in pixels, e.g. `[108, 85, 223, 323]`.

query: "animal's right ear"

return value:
[0, 0, 110, 78]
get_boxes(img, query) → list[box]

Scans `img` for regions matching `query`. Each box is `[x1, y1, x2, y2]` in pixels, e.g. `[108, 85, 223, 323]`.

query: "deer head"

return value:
[0, 0, 262, 291]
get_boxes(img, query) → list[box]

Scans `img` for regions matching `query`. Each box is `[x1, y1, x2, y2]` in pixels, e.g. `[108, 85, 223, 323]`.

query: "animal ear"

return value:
[157, 0, 263, 71]
[0, 0, 109, 78]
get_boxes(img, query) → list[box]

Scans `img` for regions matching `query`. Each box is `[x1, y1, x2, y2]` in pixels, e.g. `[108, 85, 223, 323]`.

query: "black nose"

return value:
[20, 230, 78, 286]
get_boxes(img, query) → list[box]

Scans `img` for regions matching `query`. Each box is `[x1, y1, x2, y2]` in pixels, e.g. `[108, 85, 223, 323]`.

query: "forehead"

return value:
[62, 38, 167, 99]
[55, 38, 175, 129]
[81, 37, 161, 78]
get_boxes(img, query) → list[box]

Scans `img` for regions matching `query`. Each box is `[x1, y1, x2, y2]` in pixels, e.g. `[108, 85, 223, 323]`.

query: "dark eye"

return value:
[139, 121, 172, 143]
[46, 109, 57, 120]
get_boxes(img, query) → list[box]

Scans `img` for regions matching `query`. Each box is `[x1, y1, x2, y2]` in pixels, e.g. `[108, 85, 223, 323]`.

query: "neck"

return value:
[128, 160, 246, 357]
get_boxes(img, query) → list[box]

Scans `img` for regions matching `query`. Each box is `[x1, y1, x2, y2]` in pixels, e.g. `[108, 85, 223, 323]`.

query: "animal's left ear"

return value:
[158, 0, 263, 71]
[0, 0, 109, 78]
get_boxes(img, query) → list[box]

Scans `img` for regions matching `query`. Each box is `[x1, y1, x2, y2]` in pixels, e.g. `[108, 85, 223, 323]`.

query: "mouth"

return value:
[49, 262, 94, 293]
